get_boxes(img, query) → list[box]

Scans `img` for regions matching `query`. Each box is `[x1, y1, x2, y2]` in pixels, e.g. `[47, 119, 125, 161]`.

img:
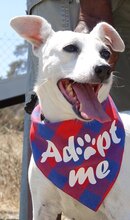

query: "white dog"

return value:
[11, 16, 130, 220]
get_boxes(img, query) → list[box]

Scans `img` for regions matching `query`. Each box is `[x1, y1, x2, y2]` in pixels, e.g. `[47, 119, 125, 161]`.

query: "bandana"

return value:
[30, 96, 125, 211]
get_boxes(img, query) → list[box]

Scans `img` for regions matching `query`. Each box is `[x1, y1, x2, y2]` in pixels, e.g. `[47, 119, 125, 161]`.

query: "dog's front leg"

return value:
[29, 156, 70, 220]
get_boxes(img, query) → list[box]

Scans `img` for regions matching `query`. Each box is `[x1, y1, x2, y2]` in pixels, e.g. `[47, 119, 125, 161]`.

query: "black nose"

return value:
[95, 65, 111, 81]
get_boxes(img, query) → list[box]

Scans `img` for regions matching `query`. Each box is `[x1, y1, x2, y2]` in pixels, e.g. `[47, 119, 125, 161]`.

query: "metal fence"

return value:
[0, 32, 32, 220]
[0, 33, 27, 79]
[0, 33, 28, 105]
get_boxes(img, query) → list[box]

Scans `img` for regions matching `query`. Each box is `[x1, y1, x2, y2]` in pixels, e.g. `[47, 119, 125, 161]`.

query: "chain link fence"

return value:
[0, 33, 28, 80]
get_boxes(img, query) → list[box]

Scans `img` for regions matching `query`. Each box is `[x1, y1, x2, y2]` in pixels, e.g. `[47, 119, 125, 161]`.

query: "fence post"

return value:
[19, 113, 32, 220]
[19, 43, 37, 220]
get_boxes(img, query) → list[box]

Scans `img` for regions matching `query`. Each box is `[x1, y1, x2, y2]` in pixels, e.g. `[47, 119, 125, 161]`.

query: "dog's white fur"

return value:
[11, 16, 130, 220]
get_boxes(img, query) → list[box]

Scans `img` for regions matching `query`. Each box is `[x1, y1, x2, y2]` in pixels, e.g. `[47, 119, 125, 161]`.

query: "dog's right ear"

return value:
[10, 15, 54, 49]
[90, 22, 125, 52]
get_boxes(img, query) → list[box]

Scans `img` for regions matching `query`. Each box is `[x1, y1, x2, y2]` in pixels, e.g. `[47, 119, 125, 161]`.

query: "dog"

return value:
[10, 16, 130, 220]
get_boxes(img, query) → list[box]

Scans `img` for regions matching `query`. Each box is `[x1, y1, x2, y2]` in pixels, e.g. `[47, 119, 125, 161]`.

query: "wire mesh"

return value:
[0, 33, 28, 80]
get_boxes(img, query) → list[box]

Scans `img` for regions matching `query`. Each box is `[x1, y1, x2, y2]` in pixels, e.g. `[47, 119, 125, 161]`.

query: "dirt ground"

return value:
[0, 105, 24, 220]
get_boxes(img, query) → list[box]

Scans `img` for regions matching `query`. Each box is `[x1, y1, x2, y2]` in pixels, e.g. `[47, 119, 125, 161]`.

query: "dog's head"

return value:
[10, 16, 125, 122]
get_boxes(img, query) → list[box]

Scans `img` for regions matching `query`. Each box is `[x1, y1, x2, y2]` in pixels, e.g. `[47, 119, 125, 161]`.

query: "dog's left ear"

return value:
[90, 22, 125, 52]
[10, 15, 54, 50]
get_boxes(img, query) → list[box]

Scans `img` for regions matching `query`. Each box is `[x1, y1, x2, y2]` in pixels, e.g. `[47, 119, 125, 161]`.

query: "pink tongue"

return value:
[72, 83, 110, 123]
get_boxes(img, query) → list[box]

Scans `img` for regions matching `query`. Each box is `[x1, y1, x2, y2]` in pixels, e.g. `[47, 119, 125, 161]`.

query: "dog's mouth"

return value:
[58, 79, 110, 123]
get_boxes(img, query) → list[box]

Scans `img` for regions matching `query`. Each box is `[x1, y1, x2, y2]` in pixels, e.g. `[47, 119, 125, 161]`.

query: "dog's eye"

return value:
[100, 48, 111, 60]
[63, 44, 79, 53]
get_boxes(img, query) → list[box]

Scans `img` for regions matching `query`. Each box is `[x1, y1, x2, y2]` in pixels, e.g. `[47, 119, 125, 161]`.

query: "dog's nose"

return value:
[95, 65, 111, 82]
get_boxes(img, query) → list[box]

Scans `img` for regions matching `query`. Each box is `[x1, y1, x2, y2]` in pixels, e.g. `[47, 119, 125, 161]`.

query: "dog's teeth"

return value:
[79, 103, 82, 111]
[66, 84, 72, 91]
[66, 84, 75, 97]
[65, 82, 69, 87]
[69, 91, 74, 97]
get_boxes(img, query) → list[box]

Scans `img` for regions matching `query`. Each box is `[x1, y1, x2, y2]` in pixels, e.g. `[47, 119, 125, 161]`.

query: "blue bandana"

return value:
[30, 96, 125, 211]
